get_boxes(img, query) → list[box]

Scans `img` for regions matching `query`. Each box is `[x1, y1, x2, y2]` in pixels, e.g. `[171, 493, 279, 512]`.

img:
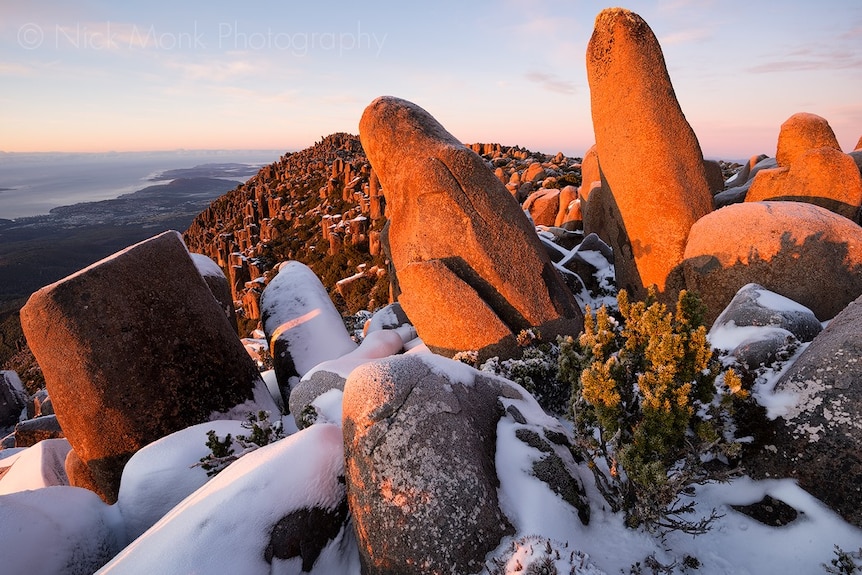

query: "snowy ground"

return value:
[2, 263, 862, 574]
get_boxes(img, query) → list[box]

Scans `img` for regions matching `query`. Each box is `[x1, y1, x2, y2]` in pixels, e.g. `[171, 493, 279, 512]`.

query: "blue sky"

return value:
[2, 1, 860, 158]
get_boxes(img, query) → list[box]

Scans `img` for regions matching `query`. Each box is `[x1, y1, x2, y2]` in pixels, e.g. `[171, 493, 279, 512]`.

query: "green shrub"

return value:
[478, 330, 571, 414]
[559, 287, 745, 532]
[196, 411, 284, 476]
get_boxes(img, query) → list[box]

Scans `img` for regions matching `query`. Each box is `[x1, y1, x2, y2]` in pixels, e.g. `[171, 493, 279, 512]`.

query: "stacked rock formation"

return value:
[745, 112, 862, 221]
[585, 7, 713, 301]
[359, 96, 583, 360]
[19, 231, 278, 502]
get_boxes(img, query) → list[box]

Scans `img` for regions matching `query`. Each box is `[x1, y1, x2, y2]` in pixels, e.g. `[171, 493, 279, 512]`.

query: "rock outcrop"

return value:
[585, 7, 713, 301]
[743, 293, 862, 528]
[19, 231, 277, 503]
[342, 354, 514, 574]
[683, 201, 862, 324]
[0, 371, 27, 429]
[359, 96, 582, 360]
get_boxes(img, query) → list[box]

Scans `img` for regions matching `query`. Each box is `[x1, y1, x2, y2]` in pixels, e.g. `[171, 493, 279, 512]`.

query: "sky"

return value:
[1, 0, 861, 159]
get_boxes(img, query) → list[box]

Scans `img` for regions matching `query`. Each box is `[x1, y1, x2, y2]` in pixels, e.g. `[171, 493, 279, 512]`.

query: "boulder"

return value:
[359, 96, 582, 361]
[14, 414, 63, 447]
[0, 486, 122, 575]
[190, 252, 238, 332]
[554, 185, 581, 229]
[19, 231, 277, 503]
[259, 261, 358, 405]
[586, 8, 713, 301]
[703, 159, 725, 194]
[724, 154, 770, 189]
[0, 371, 27, 429]
[745, 147, 862, 220]
[743, 294, 862, 528]
[714, 157, 777, 208]
[577, 144, 600, 203]
[775, 112, 841, 168]
[97, 424, 353, 574]
[708, 284, 821, 370]
[363, 302, 411, 336]
[523, 188, 560, 226]
[523, 161, 547, 184]
[342, 354, 515, 574]
[710, 283, 822, 343]
[683, 202, 862, 324]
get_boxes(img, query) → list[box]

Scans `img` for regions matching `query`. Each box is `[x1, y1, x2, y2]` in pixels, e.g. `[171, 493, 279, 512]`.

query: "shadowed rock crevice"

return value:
[438, 256, 530, 335]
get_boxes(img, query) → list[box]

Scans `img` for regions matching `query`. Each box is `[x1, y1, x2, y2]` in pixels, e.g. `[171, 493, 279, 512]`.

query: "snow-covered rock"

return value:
[259, 261, 358, 401]
[115, 419, 252, 542]
[99, 423, 354, 574]
[0, 437, 71, 495]
[0, 486, 124, 575]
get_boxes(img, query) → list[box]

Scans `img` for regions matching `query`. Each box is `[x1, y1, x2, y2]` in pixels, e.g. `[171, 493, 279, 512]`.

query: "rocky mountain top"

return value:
[1, 6, 862, 575]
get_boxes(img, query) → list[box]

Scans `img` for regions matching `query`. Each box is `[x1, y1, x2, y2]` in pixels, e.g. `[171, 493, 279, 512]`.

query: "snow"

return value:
[260, 261, 358, 376]
[752, 286, 814, 314]
[99, 423, 358, 574]
[115, 419, 252, 542]
[0, 438, 71, 495]
[0, 486, 125, 575]
[302, 324, 417, 380]
[707, 321, 793, 353]
[189, 252, 225, 279]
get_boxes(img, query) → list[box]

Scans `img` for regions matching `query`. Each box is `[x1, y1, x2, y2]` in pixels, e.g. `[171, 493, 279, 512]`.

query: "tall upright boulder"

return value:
[19, 231, 277, 503]
[359, 96, 582, 360]
[585, 7, 713, 301]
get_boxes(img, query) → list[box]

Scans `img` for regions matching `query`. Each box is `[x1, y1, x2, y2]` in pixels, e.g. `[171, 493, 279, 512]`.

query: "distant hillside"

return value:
[182, 133, 584, 338]
[0, 176, 247, 387]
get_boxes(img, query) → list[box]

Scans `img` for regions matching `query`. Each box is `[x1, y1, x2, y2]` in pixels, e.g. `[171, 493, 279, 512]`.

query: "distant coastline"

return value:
[0, 150, 282, 220]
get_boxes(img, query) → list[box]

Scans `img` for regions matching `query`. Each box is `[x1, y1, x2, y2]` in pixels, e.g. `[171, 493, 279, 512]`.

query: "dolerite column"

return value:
[20, 230, 277, 503]
[586, 8, 713, 301]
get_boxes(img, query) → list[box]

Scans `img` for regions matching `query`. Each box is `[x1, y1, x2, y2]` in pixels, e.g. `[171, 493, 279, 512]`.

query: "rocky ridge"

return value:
[182, 133, 588, 338]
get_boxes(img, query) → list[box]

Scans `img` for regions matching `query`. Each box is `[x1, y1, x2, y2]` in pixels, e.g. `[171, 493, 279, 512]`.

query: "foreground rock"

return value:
[342, 353, 589, 574]
[359, 96, 582, 361]
[708, 284, 821, 370]
[342, 354, 513, 574]
[585, 7, 712, 301]
[98, 424, 352, 574]
[19, 231, 277, 503]
[744, 294, 862, 528]
[683, 201, 862, 324]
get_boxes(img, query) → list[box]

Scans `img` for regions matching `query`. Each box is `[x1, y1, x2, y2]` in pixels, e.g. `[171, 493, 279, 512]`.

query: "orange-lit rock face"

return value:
[683, 201, 862, 323]
[359, 96, 582, 360]
[586, 8, 712, 300]
[745, 147, 862, 220]
[577, 145, 600, 203]
[776, 112, 841, 167]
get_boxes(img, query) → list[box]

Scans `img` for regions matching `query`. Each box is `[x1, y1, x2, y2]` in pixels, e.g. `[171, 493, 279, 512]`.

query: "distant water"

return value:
[0, 150, 283, 220]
